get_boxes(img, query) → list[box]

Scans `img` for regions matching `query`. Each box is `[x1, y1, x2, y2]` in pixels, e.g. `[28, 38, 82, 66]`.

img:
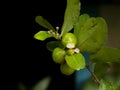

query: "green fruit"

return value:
[62, 33, 77, 48]
[60, 63, 75, 75]
[52, 47, 66, 64]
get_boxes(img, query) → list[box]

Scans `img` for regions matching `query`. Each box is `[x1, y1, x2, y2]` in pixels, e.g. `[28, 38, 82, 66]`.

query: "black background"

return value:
[1, 0, 120, 90]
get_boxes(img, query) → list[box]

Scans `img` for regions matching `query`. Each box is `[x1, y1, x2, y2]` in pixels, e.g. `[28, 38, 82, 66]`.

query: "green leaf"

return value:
[94, 62, 109, 79]
[103, 70, 120, 89]
[75, 17, 108, 53]
[90, 47, 120, 63]
[74, 14, 90, 37]
[46, 41, 65, 52]
[35, 16, 55, 30]
[60, 0, 80, 36]
[82, 79, 99, 90]
[99, 79, 117, 90]
[65, 53, 85, 70]
[116, 87, 120, 90]
[34, 31, 52, 41]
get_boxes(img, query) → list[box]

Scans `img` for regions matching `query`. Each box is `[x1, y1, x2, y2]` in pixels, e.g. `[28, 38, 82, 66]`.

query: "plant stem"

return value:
[86, 64, 100, 85]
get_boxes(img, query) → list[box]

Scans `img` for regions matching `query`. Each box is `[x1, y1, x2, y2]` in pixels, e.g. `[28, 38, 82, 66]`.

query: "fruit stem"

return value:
[86, 64, 100, 86]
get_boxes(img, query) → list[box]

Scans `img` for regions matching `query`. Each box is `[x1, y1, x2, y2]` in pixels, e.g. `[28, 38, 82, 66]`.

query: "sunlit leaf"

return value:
[34, 31, 52, 41]
[75, 17, 108, 53]
[90, 47, 120, 63]
[99, 79, 117, 90]
[60, 0, 80, 36]
[35, 16, 55, 30]
[74, 14, 90, 37]
[65, 53, 85, 70]
[46, 41, 65, 52]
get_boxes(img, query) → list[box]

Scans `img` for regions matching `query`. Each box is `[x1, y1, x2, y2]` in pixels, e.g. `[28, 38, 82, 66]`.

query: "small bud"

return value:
[56, 26, 59, 30]
[66, 43, 75, 49]
[47, 31, 50, 34]
[49, 30, 53, 32]
[48, 30, 53, 34]
[52, 32, 56, 35]
[74, 48, 80, 53]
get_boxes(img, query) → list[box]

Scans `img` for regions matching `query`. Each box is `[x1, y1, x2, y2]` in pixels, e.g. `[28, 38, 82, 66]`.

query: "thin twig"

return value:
[86, 64, 100, 85]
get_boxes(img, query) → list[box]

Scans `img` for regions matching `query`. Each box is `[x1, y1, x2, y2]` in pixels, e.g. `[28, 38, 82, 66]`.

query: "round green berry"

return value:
[60, 63, 75, 75]
[62, 33, 77, 48]
[52, 47, 66, 64]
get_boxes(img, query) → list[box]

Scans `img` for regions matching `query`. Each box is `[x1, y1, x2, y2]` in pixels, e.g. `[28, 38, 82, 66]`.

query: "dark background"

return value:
[1, 0, 120, 90]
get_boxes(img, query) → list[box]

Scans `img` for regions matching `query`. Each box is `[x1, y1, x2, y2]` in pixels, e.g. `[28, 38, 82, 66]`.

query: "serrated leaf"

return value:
[34, 31, 52, 41]
[75, 17, 108, 53]
[90, 47, 120, 63]
[65, 53, 85, 70]
[35, 16, 55, 30]
[94, 63, 109, 79]
[46, 41, 65, 52]
[60, 0, 80, 36]
[74, 14, 90, 37]
[99, 79, 117, 90]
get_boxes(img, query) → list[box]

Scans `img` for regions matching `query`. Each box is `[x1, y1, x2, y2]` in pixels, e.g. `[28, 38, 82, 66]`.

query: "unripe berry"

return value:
[52, 47, 66, 64]
[62, 33, 77, 48]
[60, 63, 75, 75]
